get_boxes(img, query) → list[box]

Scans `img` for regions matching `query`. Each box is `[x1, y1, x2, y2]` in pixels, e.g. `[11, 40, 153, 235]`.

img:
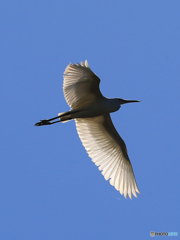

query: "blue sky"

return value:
[1, 1, 180, 239]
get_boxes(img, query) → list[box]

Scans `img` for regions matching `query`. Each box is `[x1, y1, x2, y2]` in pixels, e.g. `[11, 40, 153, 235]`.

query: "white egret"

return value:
[35, 60, 140, 199]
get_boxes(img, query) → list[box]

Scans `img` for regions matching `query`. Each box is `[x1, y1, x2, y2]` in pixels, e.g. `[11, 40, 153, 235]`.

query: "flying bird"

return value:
[35, 60, 140, 199]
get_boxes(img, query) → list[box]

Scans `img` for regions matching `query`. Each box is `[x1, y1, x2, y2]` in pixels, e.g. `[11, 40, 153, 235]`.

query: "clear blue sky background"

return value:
[1, 1, 180, 239]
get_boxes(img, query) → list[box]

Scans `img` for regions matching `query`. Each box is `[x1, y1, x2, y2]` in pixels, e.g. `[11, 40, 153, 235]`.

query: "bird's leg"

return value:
[35, 115, 60, 126]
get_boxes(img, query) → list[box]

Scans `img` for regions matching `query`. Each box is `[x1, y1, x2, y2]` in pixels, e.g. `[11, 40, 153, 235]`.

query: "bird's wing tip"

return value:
[85, 60, 89, 68]
[80, 60, 89, 68]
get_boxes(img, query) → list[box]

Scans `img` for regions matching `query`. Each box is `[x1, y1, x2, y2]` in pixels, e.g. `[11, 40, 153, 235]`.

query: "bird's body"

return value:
[35, 60, 140, 199]
[58, 97, 121, 121]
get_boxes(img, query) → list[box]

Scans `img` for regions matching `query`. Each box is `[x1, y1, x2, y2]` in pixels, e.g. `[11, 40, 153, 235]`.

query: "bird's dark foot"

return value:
[35, 119, 53, 126]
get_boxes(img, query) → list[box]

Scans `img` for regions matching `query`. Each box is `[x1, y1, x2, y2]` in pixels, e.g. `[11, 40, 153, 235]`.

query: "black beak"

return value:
[118, 98, 141, 104]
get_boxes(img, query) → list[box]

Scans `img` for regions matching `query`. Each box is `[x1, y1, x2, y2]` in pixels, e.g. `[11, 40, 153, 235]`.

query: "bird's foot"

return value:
[35, 119, 53, 126]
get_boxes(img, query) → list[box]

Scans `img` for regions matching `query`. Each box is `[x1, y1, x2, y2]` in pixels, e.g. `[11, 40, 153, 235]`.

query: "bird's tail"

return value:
[58, 111, 73, 123]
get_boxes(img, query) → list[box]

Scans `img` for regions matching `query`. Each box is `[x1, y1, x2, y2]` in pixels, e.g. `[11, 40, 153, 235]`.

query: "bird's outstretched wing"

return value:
[75, 114, 140, 199]
[63, 60, 103, 109]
